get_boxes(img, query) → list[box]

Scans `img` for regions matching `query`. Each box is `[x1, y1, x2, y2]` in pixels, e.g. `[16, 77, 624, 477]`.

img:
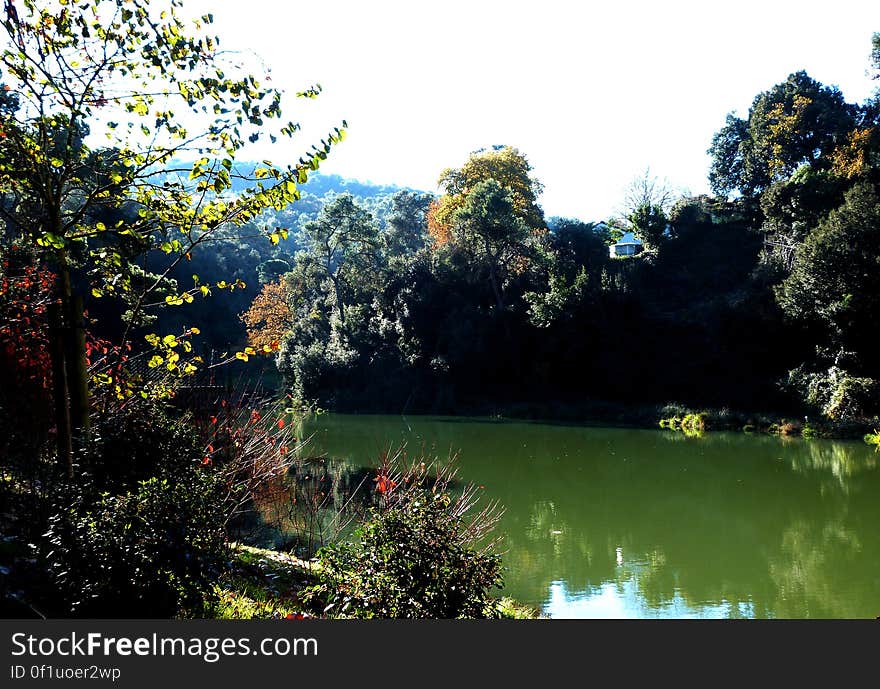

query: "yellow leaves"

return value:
[434, 145, 545, 237]
[36, 233, 65, 250]
[145, 327, 202, 376]
[766, 95, 813, 176]
[830, 127, 875, 179]
[268, 227, 288, 245]
[426, 198, 451, 248]
[241, 278, 292, 354]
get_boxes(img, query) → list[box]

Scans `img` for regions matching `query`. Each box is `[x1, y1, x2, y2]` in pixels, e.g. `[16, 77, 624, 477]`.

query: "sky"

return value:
[189, 0, 880, 221]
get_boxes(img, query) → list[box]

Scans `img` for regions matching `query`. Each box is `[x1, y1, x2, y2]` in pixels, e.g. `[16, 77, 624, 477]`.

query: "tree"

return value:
[241, 277, 290, 354]
[0, 0, 344, 469]
[382, 190, 432, 257]
[708, 71, 855, 199]
[871, 32, 880, 79]
[776, 183, 880, 369]
[546, 217, 608, 280]
[430, 145, 545, 241]
[296, 194, 381, 327]
[446, 180, 534, 311]
[620, 169, 674, 250]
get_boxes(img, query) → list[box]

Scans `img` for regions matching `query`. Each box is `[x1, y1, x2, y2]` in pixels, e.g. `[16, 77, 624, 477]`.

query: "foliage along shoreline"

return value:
[212, 543, 540, 620]
[310, 398, 876, 442]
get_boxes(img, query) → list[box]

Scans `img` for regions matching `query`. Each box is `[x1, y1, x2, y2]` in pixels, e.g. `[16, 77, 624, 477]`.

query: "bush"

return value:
[45, 470, 227, 617]
[303, 456, 504, 618]
[788, 364, 880, 421]
[80, 400, 203, 493]
[34, 388, 299, 618]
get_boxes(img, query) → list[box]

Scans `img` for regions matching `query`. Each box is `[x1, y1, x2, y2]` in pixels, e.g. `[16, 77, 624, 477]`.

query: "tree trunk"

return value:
[48, 301, 73, 477]
[488, 263, 504, 312]
[50, 253, 90, 472]
[331, 274, 346, 326]
[66, 291, 90, 442]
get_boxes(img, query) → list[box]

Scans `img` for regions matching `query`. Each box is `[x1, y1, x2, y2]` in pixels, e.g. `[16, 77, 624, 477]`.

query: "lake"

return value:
[284, 413, 880, 619]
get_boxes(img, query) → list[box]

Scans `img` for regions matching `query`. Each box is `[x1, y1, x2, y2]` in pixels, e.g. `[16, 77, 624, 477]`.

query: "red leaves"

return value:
[0, 258, 55, 392]
[375, 474, 397, 495]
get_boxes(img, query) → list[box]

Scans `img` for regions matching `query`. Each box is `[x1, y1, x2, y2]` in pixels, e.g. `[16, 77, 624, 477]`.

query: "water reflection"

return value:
[289, 415, 880, 618]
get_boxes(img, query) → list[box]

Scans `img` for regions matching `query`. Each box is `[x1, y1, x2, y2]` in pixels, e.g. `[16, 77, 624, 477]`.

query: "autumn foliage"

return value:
[426, 198, 451, 247]
[240, 278, 290, 354]
[0, 248, 53, 393]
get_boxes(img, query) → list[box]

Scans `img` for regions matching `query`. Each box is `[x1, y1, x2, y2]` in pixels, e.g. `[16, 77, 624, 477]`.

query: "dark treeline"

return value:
[248, 49, 880, 424]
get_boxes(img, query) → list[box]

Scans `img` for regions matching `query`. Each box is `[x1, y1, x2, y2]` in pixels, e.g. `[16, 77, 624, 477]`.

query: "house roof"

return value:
[613, 231, 642, 246]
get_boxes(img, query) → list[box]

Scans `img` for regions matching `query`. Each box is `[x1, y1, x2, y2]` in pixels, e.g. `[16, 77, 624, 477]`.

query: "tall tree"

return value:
[446, 179, 533, 311]
[708, 71, 855, 199]
[0, 0, 344, 470]
[383, 189, 432, 257]
[776, 183, 880, 370]
[430, 145, 545, 240]
[296, 194, 381, 327]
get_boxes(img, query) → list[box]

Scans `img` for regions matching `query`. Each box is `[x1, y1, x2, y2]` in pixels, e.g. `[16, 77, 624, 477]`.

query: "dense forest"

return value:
[238, 48, 880, 427]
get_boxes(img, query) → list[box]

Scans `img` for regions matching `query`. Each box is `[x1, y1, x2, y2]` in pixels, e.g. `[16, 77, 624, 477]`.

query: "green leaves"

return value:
[36, 233, 66, 250]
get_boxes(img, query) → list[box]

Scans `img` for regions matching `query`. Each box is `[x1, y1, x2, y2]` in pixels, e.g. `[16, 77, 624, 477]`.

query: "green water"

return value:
[296, 413, 880, 619]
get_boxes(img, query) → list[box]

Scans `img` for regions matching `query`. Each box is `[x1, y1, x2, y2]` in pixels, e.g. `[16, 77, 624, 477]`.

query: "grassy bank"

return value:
[652, 404, 876, 440]
[440, 398, 877, 441]
[210, 544, 541, 620]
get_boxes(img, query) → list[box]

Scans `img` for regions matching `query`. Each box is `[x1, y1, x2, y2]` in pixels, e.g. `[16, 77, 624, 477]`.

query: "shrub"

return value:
[45, 470, 227, 617]
[788, 364, 880, 421]
[303, 455, 504, 618]
[80, 399, 202, 493]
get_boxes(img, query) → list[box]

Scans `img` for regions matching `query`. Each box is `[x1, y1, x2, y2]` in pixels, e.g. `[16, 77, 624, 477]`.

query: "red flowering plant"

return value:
[0, 246, 56, 486]
[301, 448, 507, 618]
[185, 384, 302, 532]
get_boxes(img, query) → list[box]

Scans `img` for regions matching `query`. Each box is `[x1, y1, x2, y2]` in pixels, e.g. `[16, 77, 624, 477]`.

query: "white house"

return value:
[609, 232, 643, 258]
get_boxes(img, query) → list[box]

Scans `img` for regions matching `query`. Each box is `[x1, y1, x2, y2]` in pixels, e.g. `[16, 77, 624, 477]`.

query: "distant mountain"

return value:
[155, 162, 432, 247]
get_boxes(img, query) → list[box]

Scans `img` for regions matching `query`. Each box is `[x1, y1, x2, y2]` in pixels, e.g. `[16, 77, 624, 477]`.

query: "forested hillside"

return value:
[241, 53, 880, 425]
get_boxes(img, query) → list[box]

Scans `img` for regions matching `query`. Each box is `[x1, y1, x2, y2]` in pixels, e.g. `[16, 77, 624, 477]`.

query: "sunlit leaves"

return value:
[241, 278, 291, 353]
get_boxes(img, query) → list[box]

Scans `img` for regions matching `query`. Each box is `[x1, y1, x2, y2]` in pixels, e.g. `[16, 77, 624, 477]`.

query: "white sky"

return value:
[189, 0, 880, 221]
